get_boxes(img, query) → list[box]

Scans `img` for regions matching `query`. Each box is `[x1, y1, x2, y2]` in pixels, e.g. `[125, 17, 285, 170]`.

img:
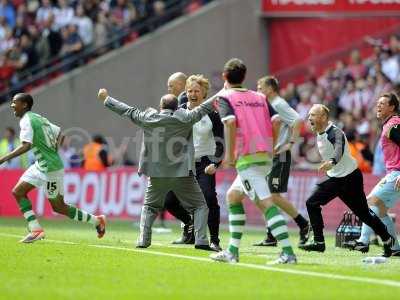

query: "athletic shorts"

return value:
[369, 171, 400, 209]
[20, 164, 64, 199]
[268, 151, 291, 193]
[229, 164, 272, 202]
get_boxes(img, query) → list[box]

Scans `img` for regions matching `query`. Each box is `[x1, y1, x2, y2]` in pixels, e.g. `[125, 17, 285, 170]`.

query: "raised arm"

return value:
[97, 88, 148, 127]
[184, 94, 218, 124]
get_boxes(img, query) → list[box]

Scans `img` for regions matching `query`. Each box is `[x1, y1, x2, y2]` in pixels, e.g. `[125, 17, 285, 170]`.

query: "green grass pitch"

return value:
[1, 218, 400, 300]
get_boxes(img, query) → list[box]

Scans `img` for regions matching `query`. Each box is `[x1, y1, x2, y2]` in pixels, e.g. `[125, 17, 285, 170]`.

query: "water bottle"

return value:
[362, 257, 387, 265]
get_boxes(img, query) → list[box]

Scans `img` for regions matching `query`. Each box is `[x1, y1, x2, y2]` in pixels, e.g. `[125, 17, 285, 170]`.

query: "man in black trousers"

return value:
[299, 104, 394, 257]
[164, 75, 224, 251]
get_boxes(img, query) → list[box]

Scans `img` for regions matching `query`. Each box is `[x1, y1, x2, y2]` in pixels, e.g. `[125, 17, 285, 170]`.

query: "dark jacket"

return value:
[181, 102, 224, 167]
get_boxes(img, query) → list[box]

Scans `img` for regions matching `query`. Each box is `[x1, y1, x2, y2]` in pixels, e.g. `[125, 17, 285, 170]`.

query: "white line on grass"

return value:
[2, 232, 400, 288]
[0, 233, 77, 245]
[89, 244, 400, 288]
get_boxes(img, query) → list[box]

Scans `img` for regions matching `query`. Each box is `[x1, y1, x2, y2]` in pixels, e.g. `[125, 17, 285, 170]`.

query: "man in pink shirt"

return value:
[210, 58, 296, 264]
[347, 92, 400, 255]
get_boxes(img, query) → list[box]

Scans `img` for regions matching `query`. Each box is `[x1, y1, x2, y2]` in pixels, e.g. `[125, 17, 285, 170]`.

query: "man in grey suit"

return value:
[97, 88, 216, 250]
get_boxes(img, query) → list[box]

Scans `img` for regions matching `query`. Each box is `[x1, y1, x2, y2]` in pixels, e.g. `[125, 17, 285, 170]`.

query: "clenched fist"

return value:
[98, 88, 109, 102]
[204, 163, 217, 175]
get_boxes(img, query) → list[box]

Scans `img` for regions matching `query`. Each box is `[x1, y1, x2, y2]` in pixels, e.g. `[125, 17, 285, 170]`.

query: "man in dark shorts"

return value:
[254, 76, 310, 247]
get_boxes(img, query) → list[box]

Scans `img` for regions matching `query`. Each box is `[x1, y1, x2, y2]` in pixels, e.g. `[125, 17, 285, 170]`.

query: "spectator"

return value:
[82, 0, 101, 22]
[28, 23, 50, 65]
[296, 90, 312, 120]
[381, 48, 400, 84]
[0, 127, 30, 169]
[338, 79, 363, 117]
[41, 14, 63, 58]
[60, 24, 83, 57]
[73, 4, 94, 47]
[58, 136, 77, 169]
[13, 15, 29, 39]
[0, 26, 15, 54]
[348, 49, 367, 80]
[110, 0, 132, 30]
[19, 33, 39, 70]
[0, 16, 8, 39]
[7, 43, 28, 80]
[36, 0, 57, 29]
[54, 0, 74, 31]
[282, 82, 299, 108]
[0, 51, 15, 88]
[347, 130, 372, 173]
[133, 0, 154, 19]
[354, 78, 373, 112]
[82, 134, 111, 171]
[0, 0, 16, 28]
[15, 2, 34, 27]
[374, 71, 392, 99]
[93, 10, 111, 55]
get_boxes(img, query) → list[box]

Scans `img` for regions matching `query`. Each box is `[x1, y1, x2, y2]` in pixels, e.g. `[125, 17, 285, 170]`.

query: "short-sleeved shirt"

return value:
[20, 114, 34, 144]
[217, 95, 276, 170]
[269, 95, 300, 151]
[19, 111, 63, 173]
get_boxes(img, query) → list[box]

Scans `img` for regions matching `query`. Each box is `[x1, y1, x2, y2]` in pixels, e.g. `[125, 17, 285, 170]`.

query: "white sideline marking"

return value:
[0, 233, 77, 245]
[89, 244, 400, 288]
[2, 232, 400, 288]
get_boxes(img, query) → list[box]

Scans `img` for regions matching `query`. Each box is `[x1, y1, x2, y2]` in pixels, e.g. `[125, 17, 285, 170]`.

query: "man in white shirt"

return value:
[299, 104, 393, 256]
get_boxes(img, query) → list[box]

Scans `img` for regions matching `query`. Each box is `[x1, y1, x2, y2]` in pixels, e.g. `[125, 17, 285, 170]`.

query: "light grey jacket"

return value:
[104, 95, 216, 177]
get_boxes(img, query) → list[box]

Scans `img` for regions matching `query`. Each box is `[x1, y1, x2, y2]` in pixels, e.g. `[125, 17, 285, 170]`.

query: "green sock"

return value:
[265, 205, 294, 256]
[18, 198, 41, 231]
[228, 203, 246, 256]
[67, 206, 97, 225]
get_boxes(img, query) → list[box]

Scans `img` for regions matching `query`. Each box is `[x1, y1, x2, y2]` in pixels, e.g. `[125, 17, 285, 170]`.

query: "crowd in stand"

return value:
[0, 0, 212, 101]
[283, 34, 400, 174]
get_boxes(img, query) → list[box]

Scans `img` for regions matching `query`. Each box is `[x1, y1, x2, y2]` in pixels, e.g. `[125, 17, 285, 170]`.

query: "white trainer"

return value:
[20, 230, 45, 243]
[267, 252, 297, 265]
[210, 250, 239, 264]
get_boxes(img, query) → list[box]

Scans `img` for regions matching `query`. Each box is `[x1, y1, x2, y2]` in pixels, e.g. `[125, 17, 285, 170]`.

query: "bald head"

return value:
[310, 104, 330, 118]
[160, 94, 178, 111]
[308, 104, 330, 134]
[167, 72, 187, 97]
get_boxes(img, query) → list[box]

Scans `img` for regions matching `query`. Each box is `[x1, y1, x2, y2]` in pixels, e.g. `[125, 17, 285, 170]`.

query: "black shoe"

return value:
[136, 244, 149, 249]
[253, 235, 277, 247]
[299, 222, 310, 246]
[391, 249, 400, 257]
[383, 236, 395, 257]
[172, 222, 195, 245]
[210, 242, 222, 252]
[195, 244, 214, 251]
[343, 240, 369, 253]
[299, 240, 325, 252]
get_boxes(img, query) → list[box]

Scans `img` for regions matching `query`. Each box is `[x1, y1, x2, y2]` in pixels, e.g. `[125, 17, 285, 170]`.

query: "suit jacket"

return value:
[104, 95, 216, 177]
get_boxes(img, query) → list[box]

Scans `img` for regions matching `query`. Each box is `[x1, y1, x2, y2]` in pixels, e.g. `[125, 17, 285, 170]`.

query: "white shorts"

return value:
[20, 164, 64, 199]
[229, 164, 272, 202]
